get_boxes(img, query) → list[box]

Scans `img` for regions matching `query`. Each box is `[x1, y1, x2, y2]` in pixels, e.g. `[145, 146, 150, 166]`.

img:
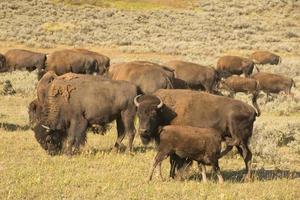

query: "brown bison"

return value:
[218, 75, 261, 116]
[109, 61, 175, 94]
[39, 49, 99, 80]
[250, 51, 281, 65]
[74, 48, 110, 75]
[4, 49, 46, 72]
[217, 56, 257, 78]
[134, 89, 257, 181]
[251, 72, 296, 101]
[147, 125, 224, 183]
[0, 53, 6, 72]
[164, 60, 220, 92]
[30, 72, 138, 155]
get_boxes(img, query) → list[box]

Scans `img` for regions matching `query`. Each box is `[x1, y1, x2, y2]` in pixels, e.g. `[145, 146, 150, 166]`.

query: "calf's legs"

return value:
[148, 151, 169, 181]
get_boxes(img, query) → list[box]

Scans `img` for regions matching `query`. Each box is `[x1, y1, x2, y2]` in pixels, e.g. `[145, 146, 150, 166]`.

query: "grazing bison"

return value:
[147, 125, 224, 183]
[251, 72, 296, 101]
[250, 51, 281, 65]
[134, 89, 257, 181]
[164, 60, 220, 92]
[218, 75, 261, 116]
[217, 56, 257, 78]
[0, 53, 6, 72]
[109, 61, 175, 94]
[30, 73, 138, 155]
[39, 49, 99, 80]
[4, 49, 46, 72]
[74, 48, 110, 75]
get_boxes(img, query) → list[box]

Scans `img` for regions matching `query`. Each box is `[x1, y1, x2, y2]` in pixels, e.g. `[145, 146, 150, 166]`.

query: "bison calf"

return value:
[218, 75, 261, 116]
[251, 72, 296, 102]
[250, 51, 281, 65]
[148, 125, 224, 183]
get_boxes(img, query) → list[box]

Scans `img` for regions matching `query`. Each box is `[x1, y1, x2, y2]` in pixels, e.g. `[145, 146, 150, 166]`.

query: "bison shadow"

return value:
[132, 146, 155, 153]
[187, 168, 300, 182]
[0, 122, 30, 131]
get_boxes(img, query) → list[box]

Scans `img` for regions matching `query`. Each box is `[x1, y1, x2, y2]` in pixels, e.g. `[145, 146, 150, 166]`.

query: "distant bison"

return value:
[217, 56, 257, 78]
[0, 53, 6, 72]
[164, 60, 220, 92]
[4, 49, 46, 72]
[74, 48, 110, 75]
[250, 51, 281, 65]
[218, 75, 261, 116]
[109, 61, 175, 94]
[147, 125, 224, 183]
[251, 72, 296, 101]
[39, 49, 99, 80]
[30, 73, 138, 155]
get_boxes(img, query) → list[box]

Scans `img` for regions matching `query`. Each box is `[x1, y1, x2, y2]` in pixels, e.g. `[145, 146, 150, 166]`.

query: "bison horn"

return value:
[41, 125, 51, 131]
[157, 97, 163, 109]
[134, 95, 142, 107]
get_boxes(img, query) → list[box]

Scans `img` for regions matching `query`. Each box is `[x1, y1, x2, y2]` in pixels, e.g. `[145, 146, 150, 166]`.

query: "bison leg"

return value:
[121, 108, 136, 152]
[148, 151, 168, 182]
[219, 145, 233, 158]
[212, 160, 224, 184]
[169, 154, 177, 178]
[65, 119, 88, 155]
[198, 163, 207, 183]
[236, 144, 252, 182]
[115, 116, 126, 151]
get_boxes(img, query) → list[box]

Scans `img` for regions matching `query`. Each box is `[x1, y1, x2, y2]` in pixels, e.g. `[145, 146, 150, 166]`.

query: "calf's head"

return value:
[134, 95, 163, 145]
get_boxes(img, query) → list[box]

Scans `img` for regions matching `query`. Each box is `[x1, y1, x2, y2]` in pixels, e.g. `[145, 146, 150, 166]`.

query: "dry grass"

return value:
[0, 0, 300, 199]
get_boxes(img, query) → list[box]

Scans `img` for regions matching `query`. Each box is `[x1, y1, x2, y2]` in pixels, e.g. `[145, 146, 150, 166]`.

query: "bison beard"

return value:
[135, 89, 257, 181]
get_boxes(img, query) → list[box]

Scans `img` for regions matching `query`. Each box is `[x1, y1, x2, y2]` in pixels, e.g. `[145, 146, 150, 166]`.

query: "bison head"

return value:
[134, 95, 163, 145]
[33, 124, 64, 156]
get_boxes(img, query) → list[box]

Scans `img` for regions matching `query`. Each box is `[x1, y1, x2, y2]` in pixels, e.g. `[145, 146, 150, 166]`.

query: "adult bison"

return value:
[74, 48, 110, 75]
[217, 56, 257, 78]
[0, 53, 6, 72]
[109, 61, 175, 94]
[218, 75, 261, 116]
[39, 49, 99, 80]
[134, 89, 257, 181]
[251, 72, 295, 101]
[164, 60, 220, 92]
[30, 72, 138, 155]
[4, 49, 46, 72]
[250, 51, 281, 65]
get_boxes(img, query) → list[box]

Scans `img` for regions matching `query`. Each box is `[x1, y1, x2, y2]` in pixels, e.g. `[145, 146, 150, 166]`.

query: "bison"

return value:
[134, 89, 257, 181]
[30, 72, 138, 155]
[74, 48, 110, 75]
[0, 53, 6, 72]
[109, 61, 175, 94]
[147, 125, 224, 183]
[39, 49, 99, 80]
[250, 51, 281, 65]
[217, 56, 257, 78]
[4, 49, 46, 72]
[251, 72, 296, 102]
[164, 60, 220, 92]
[218, 75, 261, 116]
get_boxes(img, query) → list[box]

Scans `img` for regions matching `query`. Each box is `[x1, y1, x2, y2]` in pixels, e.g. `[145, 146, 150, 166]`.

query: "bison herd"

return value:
[0, 48, 296, 183]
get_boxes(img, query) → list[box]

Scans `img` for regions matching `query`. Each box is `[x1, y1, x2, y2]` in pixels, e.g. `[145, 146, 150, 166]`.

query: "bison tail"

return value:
[278, 56, 282, 64]
[292, 79, 296, 88]
[252, 92, 261, 117]
[255, 65, 260, 73]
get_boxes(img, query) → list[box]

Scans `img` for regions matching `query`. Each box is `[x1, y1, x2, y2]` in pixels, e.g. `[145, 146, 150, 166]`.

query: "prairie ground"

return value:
[0, 0, 300, 199]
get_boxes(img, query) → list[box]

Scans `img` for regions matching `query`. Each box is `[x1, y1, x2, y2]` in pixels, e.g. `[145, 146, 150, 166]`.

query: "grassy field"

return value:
[0, 0, 300, 199]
